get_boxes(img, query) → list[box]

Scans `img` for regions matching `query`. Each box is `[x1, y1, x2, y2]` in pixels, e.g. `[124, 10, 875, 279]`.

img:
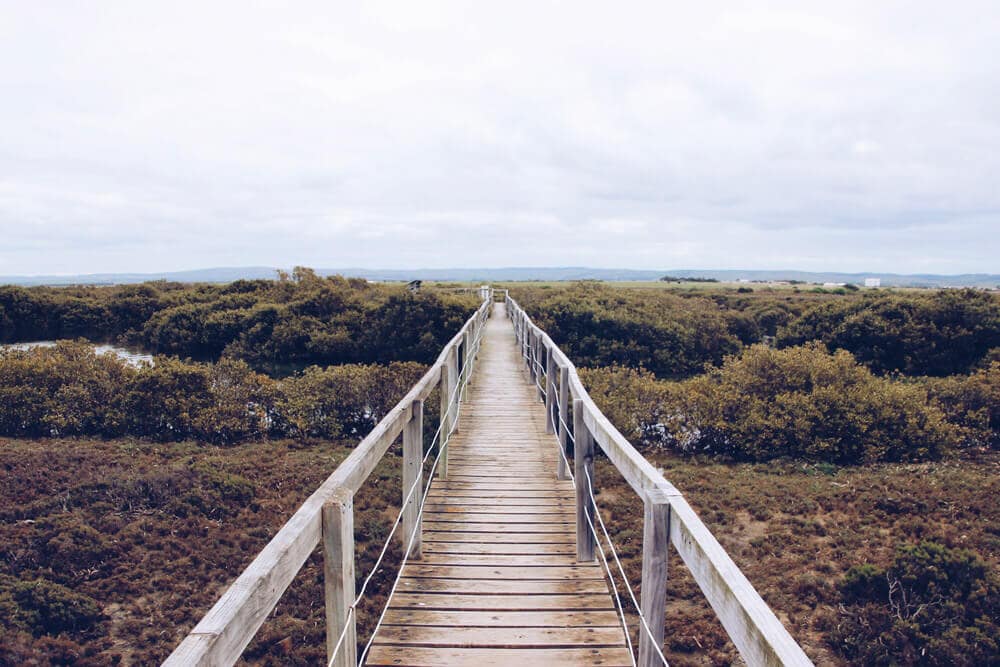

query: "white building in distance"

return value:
[865, 278, 881, 287]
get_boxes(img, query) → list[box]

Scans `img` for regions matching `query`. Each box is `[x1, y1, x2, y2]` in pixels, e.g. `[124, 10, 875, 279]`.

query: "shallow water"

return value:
[0, 341, 154, 367]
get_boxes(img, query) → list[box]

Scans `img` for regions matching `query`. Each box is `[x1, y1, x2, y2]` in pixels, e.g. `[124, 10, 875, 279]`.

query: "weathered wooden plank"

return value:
[423, 522, 574, 534]
[422, 532, 575, 544]
[424, 495, 572, 506]
[422, 542, 576, 555]
[426, 488, 574, 497]
[423, 512, 573, 523]
[424, 504, 573, 514]
[371, 625, 628, 648]
[418, 554, 588, 566]
[387, 592, 614, 611]
[397, 578, 610, 595]
[366, 645, 633, 666]
[402, 565, 605, 580]
[382, 609, 622, 627]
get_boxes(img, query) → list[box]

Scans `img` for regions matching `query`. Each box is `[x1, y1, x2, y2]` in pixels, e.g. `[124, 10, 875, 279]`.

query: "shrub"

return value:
[582, 344, 962, 463]
[279, 362, 426, 438]
[834, 541, 1000, 666]
[7, 578, 103, 636]
[924, 361, 1000, 449]
[777, 289, 1000, 376]
[513, 282, 740, 378]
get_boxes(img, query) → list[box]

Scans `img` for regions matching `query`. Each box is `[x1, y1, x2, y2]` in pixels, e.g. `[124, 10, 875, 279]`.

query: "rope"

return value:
[553, 394, 669, 666]
[325, 306, 487, 667]
[584, 466, 670, 667]
[548, 422, 636, 665]
[356, 429, 446, 665]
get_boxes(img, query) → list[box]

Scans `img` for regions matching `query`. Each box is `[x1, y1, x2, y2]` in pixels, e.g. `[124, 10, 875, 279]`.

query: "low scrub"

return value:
[582, 343, 966, 463]
[0, 342, 426, 445]
[833, 541, 1000, 666]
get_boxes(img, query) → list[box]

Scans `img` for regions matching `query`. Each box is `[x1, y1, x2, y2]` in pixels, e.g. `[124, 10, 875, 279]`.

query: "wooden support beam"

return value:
[557, 365, 570, 480]
[461, 330, 471, 401]
[638, 489, 670, 667]
[402, 400, 424, 560]
[527, 331, 537, 386]
[323, 489, 356, 667]
[438, 350, 455, 478]
[544, 347, 555, 435]
[573, 399, 596, 562]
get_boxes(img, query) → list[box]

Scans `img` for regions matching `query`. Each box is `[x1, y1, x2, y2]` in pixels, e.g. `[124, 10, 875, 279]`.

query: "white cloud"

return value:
[0, 0, 997, 275]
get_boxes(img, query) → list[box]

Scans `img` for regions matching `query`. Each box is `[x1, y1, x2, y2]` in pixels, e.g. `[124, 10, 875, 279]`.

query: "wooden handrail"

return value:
[164, 294, 493, 667]
[505, 294, 813, 667]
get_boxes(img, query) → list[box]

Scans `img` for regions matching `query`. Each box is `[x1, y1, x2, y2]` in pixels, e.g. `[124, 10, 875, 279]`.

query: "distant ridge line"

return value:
[1, 266, 998, 288]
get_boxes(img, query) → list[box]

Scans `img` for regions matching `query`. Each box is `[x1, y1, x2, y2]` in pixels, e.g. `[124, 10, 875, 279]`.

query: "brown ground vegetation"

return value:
[593, 451, 1000, 666]
[2, 437, 996, 665]
[0, 436, 411, 666]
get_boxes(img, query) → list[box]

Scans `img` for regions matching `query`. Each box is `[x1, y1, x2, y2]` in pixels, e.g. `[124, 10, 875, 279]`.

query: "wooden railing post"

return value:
[461, 329, 471, 400]
[450, 345, 461, 435]
[638, 489, 671, 667]
[402, 399, 423, 560]
[438, 349, 455, 478]
[527, 331, 537, 386]
[323, 488, 356, 667]
[545, 347, 556, 434]
[557, 366, 570, 480]
[573, 399, 596, 562]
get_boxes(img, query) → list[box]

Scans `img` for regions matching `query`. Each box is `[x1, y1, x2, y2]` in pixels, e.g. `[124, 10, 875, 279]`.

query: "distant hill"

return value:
[1, 266, 998, 288]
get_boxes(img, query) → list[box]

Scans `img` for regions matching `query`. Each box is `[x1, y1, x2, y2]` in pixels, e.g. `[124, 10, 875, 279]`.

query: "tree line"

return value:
[0, 268, 478, 375]
[511, 283, 999, 379]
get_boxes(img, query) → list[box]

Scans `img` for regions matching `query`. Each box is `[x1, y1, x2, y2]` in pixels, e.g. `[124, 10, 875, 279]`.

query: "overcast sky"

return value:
[1, 1, 998, 275]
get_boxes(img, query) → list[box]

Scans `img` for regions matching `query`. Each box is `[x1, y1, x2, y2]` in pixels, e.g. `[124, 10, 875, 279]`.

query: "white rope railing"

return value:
[552, 410, 669, 667]
[325, 306, 487, 667]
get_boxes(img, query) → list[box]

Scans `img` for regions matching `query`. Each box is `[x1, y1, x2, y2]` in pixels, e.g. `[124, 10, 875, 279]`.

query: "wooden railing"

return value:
[505, 294, 814, 667]
[164, 294, 493, 667]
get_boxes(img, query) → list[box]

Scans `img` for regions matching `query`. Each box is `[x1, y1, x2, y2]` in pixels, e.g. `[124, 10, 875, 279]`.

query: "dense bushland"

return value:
[0, 269, 477, 374]
[513, 283, 1000, 378]
[509, 282, 741, 377]
[512, 283, 999, 461]
[776, 289, 1000, 376]
[581, 344, 978, 463]
[0, 342, 427, 444]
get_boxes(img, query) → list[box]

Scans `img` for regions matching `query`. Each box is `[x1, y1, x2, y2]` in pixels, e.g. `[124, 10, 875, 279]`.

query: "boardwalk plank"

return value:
[366, 646, 633, 666]
[365, 302, 629, 665]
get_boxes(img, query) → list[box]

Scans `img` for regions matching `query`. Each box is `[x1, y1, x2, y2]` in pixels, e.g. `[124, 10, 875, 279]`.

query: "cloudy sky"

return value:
[1, 1, 998, 275]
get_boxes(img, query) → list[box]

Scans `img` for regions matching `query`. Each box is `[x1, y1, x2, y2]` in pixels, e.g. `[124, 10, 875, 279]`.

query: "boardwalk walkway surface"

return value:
[366, 303, 632, 666]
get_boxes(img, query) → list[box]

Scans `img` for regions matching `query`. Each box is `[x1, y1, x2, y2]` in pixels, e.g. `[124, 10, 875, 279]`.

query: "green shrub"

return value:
[777, 289, 1000, 376]
[513, 282, 740, 378]
[8, 578, 102, 636]
[924, 361, 1000, 449]
[834, 541, 1000, 666]
[583, 344, 962, 463]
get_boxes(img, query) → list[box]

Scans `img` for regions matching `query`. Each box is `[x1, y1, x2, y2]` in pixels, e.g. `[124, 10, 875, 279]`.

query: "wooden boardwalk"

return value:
[366, 303, 632, 666]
